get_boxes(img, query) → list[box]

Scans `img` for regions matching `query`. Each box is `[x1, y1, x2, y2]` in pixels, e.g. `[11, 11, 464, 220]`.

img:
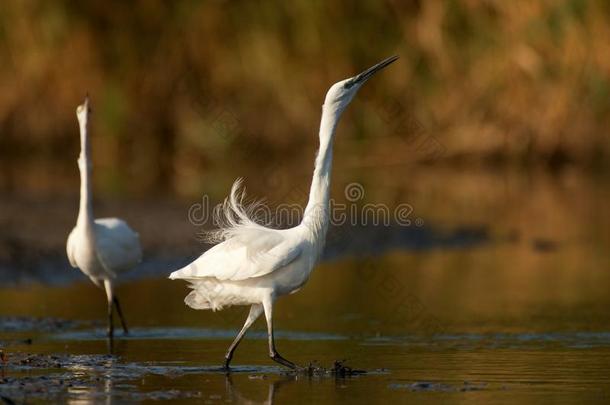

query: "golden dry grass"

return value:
[0, 1, 608, 195]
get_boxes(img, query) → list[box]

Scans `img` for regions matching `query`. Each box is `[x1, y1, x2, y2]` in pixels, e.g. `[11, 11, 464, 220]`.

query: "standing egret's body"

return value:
[170, 56, 398, 369]
[66, 96, 142, 338]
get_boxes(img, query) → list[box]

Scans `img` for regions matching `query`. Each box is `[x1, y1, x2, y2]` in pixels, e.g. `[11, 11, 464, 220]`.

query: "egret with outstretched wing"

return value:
[170, 56, 398, 369]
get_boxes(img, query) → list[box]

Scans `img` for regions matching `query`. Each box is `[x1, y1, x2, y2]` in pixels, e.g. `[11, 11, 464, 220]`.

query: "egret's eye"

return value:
[343, 80, 354, 89]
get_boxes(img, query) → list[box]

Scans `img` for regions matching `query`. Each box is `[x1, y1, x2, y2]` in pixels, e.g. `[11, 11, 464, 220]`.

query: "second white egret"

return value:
[66, 96, 142, 339]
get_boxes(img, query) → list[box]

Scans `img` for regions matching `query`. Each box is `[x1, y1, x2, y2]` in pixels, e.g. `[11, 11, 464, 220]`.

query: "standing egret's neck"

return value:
[302, 102, 342, 236]
[76, 111, 94, 228]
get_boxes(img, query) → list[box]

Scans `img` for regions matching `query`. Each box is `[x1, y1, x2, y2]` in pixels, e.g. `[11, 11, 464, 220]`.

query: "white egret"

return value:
[66, 96, 142, 338]
[170, 56, 398, 369]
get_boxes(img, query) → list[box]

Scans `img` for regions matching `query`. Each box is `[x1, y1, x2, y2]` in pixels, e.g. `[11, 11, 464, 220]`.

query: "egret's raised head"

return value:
[76, 95, 91, 127]
[76, 95, 92, 167]
[323, 55, 398, 113]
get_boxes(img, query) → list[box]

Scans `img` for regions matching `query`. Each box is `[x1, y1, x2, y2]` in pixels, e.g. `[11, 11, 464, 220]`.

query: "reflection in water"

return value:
[61, 340, 128, 404]
[1, 331, 609, 403]
[67, 356, 115, 405]
[225, 374, 296, 405]
[106, 338, 129, 357]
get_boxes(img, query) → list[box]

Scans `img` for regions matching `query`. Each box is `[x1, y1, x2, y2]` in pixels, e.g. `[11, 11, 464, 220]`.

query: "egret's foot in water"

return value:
[106, 322, 114, 339]
[271, 353, 299, 370]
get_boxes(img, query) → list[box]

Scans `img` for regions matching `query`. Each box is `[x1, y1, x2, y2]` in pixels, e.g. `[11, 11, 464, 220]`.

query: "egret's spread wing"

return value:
[170, 178, 303, 281]
[66, 228, 78, 268]
[169, 229, 303, 281]
[94, 218, 142, 275]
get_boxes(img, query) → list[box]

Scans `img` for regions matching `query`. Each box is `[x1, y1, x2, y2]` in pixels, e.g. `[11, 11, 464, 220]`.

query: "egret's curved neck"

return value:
[77, 115, 94, 228]
[302, 103, 342, 235]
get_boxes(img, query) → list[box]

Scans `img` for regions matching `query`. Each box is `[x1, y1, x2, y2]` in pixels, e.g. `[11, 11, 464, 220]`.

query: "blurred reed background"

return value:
[0, 0, 608, 199]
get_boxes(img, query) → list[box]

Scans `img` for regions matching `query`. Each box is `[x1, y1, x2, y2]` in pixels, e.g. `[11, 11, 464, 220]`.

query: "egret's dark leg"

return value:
[113, 297, 129, 335]
[262, 298, 298, 370]
[107, 301, 114, 338]
[103, 280, 114, 339]
[106, 335, 115, 355]
[223, 304, 263, 370]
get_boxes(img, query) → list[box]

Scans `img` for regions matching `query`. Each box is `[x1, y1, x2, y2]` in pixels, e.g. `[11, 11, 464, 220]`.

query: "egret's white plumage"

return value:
[66, 96, 142, 338]
[170, 56, 398, 369]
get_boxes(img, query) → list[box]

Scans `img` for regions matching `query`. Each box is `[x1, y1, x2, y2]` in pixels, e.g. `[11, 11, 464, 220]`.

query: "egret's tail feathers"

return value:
[184, 289, 215, 310]
[183, 280, 239, 311]
[201, 178, 270, 244]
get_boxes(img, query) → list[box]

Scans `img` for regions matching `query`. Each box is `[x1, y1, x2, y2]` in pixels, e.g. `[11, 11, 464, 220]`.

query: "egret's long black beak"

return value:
[352, 55, 399, 85]
[83, 93, 91, 113]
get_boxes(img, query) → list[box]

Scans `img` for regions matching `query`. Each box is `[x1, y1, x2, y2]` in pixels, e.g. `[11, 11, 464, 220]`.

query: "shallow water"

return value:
[1, 167, 609, 403]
